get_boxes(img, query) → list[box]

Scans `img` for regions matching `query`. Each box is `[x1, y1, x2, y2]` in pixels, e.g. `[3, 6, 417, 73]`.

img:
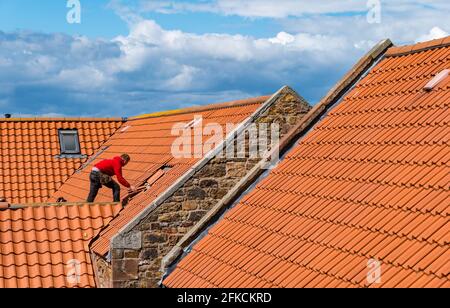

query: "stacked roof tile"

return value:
[164, 37, 450, 288]
[0, 202, 122, 288]
[0, 118, 123, 204]
[49, 97, 270, 256]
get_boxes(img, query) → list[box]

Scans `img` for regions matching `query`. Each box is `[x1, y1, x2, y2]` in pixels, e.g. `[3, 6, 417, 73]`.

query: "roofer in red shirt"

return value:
[87, 154, 136, 203]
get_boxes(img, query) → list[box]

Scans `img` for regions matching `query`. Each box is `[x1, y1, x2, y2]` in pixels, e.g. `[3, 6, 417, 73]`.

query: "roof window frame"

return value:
[58, 129, 81, 155]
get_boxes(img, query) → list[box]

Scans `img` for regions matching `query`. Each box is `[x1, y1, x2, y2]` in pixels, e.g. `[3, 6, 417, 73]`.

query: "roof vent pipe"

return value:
[424, 69, 449, 91]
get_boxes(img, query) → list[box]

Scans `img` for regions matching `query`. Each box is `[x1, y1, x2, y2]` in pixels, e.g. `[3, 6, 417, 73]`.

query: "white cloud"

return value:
[269, 32, 295, 45]
[108, 18, 349, 89]
[139, 0, 367, 18]
[0, 21, 355, 116]
[2, 0, 449, 117]
[139, 0, 450, 19]
[416, 27, 449, 43]
[55, 66, 112, 89]
[164, 65, 201, 90]
[354, 40, 377, 50]
[280, 8, 449, 47]
[134, 0, 450, 48]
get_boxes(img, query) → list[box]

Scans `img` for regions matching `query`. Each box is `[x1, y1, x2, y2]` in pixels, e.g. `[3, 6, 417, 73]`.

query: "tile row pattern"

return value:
[50, 97, 269, 256]
[164, 41, 450, 288]
[0, 119, 123, 204]
[0, 202, 122, 288]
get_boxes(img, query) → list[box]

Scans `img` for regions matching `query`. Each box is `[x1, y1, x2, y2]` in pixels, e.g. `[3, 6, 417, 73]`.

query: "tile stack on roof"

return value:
[49, 97, 270, 256]
[0, 118, 124, 204]
[164, 37, 450, 288]
[0, 202, 122, 288]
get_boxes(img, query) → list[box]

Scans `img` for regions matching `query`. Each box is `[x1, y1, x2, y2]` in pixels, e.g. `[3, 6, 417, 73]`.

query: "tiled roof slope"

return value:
[0, 202, 122, 288]
[0, 118, 124, 204]
[49, 97, 270, 256]
[164, 38, 450, 288]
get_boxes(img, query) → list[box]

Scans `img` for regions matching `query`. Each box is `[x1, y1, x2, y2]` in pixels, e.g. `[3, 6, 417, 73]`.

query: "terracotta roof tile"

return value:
[0, 202, 121, 288]
[49, 97, 271, 256]
[385, 36, 450, 57]
[164, 38, 450, 288]
[0, 119, 123, 204]
[130, 96, 270, 120]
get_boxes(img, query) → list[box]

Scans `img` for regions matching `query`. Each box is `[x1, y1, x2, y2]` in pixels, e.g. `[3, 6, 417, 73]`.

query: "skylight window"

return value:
[58, 129, 81, 155]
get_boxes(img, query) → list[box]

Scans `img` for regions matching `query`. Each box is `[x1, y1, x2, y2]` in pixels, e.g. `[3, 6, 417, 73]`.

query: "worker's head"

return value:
[121, 154, 131, 165]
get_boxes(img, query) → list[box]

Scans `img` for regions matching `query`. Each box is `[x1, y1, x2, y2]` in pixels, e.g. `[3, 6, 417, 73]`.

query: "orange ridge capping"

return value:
[385, 35, 450, 57]
[0, 117, 125, 122]
[128, 96, 272, 120]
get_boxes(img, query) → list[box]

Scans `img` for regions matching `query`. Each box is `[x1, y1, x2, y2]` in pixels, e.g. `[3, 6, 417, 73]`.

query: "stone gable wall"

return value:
[100, 91, 311, 288]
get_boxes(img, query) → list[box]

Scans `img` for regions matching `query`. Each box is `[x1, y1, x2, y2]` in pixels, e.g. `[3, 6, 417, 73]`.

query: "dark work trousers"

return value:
[87, 171, 121, 202]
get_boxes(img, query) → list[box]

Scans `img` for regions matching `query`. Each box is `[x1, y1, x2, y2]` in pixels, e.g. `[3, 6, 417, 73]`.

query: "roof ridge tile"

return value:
[386, 36, 450, 57]
[0, 118, 124, 122]
[130, 96, 271, 120]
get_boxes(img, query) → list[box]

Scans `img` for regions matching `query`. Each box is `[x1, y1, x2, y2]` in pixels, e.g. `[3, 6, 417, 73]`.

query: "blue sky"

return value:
[0, 1, 126, 38]
[0, 1, 281, 38]
[0, 0, 449, 117]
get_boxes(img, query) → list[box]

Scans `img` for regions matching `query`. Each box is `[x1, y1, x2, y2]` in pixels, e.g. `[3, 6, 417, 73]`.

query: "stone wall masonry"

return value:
[92, 253, 113, 288]
[107, 89, 311, 288]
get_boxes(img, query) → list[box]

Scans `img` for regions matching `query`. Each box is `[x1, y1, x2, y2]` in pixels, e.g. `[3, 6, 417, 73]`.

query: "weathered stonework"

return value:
[93, 253, 112, 288]
[101, 88, 311, 288]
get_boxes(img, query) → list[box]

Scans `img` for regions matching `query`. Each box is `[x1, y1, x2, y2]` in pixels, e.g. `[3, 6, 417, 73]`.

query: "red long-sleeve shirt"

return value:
[95, 156, 131, 188]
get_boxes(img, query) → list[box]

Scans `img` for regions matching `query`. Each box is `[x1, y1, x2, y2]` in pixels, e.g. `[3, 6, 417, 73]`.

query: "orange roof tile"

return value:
[164, 38, 450, 288]
[0, 202, 122, 288]
[0, 118, 124, 204]
[385, 37, 450, 56]
[49, 97, 271, 256]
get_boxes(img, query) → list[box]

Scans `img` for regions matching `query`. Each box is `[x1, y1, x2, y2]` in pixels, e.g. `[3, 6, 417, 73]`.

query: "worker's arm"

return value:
[113, 163, 131, 188]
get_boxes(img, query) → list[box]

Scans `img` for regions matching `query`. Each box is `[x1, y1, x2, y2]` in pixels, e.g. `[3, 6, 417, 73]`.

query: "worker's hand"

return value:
[128, 185, 137, 193]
